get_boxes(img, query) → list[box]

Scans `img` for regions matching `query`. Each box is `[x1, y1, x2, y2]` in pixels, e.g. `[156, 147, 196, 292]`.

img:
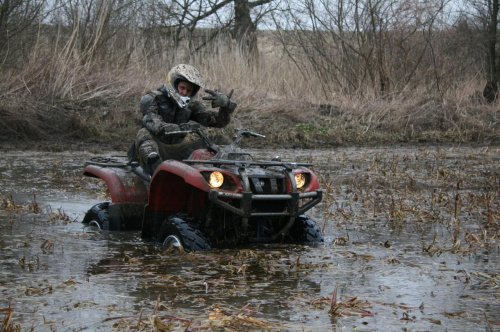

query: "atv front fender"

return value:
[147, 160, 212, 211]
[141, 160, 213, 239]
[83, 164, 148, 203]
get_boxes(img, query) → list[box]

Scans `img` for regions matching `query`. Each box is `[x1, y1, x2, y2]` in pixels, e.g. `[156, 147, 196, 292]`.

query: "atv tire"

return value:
[289, 215, 324, 243]
[158, 213, 211, 252]
[82, 202, 111, 230]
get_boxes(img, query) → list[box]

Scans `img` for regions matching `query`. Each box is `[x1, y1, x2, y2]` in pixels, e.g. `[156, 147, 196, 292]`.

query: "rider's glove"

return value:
[202, 89, 232, 108]
[178, 123, 190, 131]
[157, 123, 185, 144]
[178, 123, 201, 131]
[155, 122, 177, 136]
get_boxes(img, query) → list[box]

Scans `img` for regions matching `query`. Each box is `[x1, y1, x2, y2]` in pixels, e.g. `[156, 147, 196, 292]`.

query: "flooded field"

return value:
[1, 145, 499, 331]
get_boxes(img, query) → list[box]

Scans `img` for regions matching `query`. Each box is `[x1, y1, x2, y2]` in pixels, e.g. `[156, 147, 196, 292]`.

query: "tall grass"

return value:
[0, 28, 498, 148]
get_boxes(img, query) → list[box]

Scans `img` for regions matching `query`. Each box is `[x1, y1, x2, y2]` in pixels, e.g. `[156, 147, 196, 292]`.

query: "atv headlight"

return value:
[208, 171, 224, 188]
[295, 173, 306, 189]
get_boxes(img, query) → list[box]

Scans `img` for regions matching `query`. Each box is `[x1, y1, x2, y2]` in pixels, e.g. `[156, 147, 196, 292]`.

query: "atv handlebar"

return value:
[161, 127, 265, 153]
[231, 128, 265, 149]
[162, 127, 219, 153]
[236, 128, 266, 139]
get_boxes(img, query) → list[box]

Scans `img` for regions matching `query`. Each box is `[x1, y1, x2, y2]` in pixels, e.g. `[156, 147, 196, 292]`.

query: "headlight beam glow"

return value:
[295, 173, 306, 189]
[208, 171, 224, 188]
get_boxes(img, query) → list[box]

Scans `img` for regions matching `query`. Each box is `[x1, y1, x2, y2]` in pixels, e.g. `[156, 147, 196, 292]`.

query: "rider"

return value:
[134, 64, 237, 175]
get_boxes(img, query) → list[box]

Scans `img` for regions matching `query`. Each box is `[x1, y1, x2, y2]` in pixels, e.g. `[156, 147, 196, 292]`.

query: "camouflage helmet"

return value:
[165, 64, 204, 109]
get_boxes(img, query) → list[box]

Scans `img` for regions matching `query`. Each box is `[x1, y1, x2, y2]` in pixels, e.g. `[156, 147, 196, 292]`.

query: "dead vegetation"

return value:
[1, 63, 498, 151]
[0, 1, 499, 150]
[0, 29, 499, 150]
[316, 146, 500, 249]
[1, 141, 499, 331]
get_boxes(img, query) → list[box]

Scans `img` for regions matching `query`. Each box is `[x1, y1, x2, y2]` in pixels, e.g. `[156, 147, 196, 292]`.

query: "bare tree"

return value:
[273, 0, 449, 98]
[453, 0, 500, 102]
[471, 0, 499, 102]
[0, 0, 46, 67]
[144, 0, 276, 64]
[49, 0, 140, 64]
[233, 0, 274, 61]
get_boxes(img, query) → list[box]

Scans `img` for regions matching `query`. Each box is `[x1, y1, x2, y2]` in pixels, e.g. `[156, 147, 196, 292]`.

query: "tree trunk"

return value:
[484, 0, 499, 102]
[233, 0, 258, 64]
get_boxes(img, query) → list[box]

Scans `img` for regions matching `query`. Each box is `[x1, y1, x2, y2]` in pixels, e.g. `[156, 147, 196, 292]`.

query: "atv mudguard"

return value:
[83, 164, 148, 230]
[148, 160, 213, 210]
[142, 160, 217, 238]
[83, 164, 148, 203]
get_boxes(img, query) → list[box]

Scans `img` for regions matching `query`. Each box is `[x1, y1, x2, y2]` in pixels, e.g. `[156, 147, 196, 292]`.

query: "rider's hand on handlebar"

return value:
[178, 123, 201, 131]
[158, 126, 185, 144]
[202, 89, 232, 108]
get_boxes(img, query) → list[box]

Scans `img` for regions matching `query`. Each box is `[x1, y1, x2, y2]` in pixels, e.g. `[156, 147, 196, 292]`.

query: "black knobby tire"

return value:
[158, 213, 211, 252]
[289, 215, 324, 243]
[82, 202, 110, 230]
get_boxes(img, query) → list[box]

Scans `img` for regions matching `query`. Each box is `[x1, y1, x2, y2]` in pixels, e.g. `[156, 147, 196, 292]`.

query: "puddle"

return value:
[0, 146, 499, 331]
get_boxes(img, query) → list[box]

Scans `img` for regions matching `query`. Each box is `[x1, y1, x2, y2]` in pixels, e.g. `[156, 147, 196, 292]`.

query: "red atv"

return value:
[82, 128, 324, 251]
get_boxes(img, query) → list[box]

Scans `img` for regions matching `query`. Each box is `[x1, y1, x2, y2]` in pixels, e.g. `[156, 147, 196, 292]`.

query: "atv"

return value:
[82, 127, 324, 251]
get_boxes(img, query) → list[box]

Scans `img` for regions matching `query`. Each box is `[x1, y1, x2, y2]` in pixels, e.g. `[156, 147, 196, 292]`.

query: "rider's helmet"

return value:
[165, 64, 204, 109]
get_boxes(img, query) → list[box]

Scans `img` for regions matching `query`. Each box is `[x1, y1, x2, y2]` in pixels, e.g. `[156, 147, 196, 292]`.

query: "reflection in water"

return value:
[0, 147, 499, 331]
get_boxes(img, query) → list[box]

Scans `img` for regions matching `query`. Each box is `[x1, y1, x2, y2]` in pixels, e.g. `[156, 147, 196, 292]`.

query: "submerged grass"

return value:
[315, 146, 499, 230]
[0, 145, 499, 330]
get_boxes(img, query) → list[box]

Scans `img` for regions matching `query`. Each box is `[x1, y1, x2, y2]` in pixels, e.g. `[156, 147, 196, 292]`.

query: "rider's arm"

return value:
[188, 100, 236, 128]
[140, 92, 185, 145]
[141, 93, 181, 135]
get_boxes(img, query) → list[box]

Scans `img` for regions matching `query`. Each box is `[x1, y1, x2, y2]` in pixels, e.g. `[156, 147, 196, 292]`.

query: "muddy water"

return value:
[0, 146, 499, 331]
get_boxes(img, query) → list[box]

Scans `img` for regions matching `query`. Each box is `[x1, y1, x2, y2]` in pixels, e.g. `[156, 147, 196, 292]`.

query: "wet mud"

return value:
[0, 146, 499, 331]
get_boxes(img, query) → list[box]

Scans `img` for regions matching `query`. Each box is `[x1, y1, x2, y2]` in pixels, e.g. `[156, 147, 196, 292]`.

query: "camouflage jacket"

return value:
[140, 85, 236, 143]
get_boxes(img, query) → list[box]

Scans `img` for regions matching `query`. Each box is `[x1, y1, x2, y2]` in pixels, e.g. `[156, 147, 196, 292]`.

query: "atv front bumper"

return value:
[208, 189, 323, 241]
[208, 189, 322, 218]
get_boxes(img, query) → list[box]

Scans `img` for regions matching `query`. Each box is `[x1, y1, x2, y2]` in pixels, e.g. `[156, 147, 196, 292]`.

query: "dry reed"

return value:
[0, 29, 498, 148]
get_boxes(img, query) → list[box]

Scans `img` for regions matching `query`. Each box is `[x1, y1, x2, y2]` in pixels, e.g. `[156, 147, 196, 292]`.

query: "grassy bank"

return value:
[0, 41, 499, 152]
